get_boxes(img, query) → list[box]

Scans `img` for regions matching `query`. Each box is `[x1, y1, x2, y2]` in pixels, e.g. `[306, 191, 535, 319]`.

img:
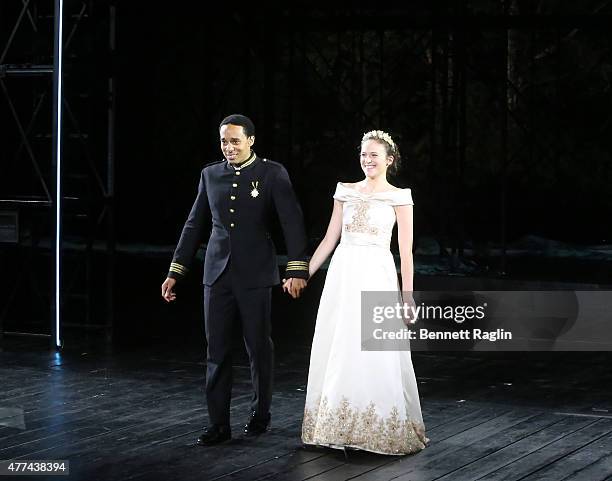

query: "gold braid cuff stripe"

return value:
[170, 262, 188, 274]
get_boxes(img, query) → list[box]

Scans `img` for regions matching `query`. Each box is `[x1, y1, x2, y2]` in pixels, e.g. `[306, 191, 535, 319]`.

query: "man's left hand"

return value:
[282, 278, 307, 299]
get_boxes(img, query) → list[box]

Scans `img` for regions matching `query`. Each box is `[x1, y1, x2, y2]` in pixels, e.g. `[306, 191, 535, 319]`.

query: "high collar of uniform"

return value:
[228, 151, 257, 171]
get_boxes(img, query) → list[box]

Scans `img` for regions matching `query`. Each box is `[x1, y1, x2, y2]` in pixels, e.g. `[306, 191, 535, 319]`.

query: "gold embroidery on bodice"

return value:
[344, 200, 379, 235]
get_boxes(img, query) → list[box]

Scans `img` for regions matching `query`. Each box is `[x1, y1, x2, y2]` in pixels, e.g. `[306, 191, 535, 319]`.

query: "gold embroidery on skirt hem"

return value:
[302, 396, 428, 455]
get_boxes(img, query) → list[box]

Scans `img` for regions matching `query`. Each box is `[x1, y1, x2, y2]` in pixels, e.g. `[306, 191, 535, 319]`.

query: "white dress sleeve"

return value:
[388, 188, 414, 206]
[332, 182, 350, 202]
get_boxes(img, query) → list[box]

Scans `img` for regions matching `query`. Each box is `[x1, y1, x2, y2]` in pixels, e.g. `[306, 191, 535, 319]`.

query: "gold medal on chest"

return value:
[250, 181, 259, 198]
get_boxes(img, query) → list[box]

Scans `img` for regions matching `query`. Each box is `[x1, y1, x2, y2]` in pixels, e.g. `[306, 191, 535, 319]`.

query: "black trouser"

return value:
[203, 263, 273, 426]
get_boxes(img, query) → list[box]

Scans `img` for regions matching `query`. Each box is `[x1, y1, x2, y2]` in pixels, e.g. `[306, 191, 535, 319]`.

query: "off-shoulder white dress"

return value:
[301, 182, 428, 455]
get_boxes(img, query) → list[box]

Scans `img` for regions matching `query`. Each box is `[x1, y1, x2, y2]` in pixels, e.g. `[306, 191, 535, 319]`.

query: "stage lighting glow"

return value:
[54, 0, 64, 348]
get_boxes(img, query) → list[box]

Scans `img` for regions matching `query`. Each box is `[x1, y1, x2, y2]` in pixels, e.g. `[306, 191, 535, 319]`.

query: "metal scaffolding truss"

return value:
[0, 0, 116, 344]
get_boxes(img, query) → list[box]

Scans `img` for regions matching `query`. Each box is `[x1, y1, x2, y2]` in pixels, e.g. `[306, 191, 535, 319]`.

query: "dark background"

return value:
[1, 1, 612, 343]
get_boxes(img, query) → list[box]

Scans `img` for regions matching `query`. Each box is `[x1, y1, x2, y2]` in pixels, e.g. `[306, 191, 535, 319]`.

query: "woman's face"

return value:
[360, 139, 392, 179]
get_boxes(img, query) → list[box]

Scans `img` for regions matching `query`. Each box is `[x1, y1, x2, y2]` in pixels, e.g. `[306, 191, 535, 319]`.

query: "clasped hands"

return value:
[282, 277, 307, 299]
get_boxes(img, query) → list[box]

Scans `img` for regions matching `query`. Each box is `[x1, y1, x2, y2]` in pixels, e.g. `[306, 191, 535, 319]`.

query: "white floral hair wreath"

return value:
[362, 129, 396, 153]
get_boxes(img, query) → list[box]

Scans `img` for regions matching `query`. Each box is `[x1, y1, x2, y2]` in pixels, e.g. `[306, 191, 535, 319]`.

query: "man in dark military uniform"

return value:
[161, 114, 308, 446]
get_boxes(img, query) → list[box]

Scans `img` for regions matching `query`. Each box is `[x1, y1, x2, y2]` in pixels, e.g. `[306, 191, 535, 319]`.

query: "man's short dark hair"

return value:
[220, 114, 255, 137]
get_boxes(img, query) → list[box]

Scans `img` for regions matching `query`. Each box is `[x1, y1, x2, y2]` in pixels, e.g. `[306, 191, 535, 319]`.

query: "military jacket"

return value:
[167, 154, 309, 287]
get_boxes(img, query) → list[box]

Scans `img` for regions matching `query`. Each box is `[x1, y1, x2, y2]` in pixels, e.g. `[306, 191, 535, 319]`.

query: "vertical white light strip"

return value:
[55, 0, 64, 348]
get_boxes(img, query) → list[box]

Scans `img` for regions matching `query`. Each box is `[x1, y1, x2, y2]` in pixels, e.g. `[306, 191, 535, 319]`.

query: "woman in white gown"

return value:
[293, 130, 428, 455]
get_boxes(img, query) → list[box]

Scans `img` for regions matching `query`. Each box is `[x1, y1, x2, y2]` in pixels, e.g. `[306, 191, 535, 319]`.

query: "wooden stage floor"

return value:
[1, 335, 612, 481]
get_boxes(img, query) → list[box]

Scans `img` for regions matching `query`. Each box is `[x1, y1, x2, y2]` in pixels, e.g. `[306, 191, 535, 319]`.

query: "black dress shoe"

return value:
[243, 412, 271, 436]
[196, 424, 231, 446]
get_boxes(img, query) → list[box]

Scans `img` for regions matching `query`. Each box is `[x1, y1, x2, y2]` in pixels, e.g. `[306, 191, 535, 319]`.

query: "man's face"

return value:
[220, 124, 254, 164]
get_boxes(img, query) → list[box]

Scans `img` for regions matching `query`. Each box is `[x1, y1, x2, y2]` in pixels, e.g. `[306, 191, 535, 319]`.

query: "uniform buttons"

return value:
[232, 183, 238, 187]
[235, 171, 241, 176]
[230, 195, 236, 200]
[229, 208, 235, 213]
[230, 223, 235, 228]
